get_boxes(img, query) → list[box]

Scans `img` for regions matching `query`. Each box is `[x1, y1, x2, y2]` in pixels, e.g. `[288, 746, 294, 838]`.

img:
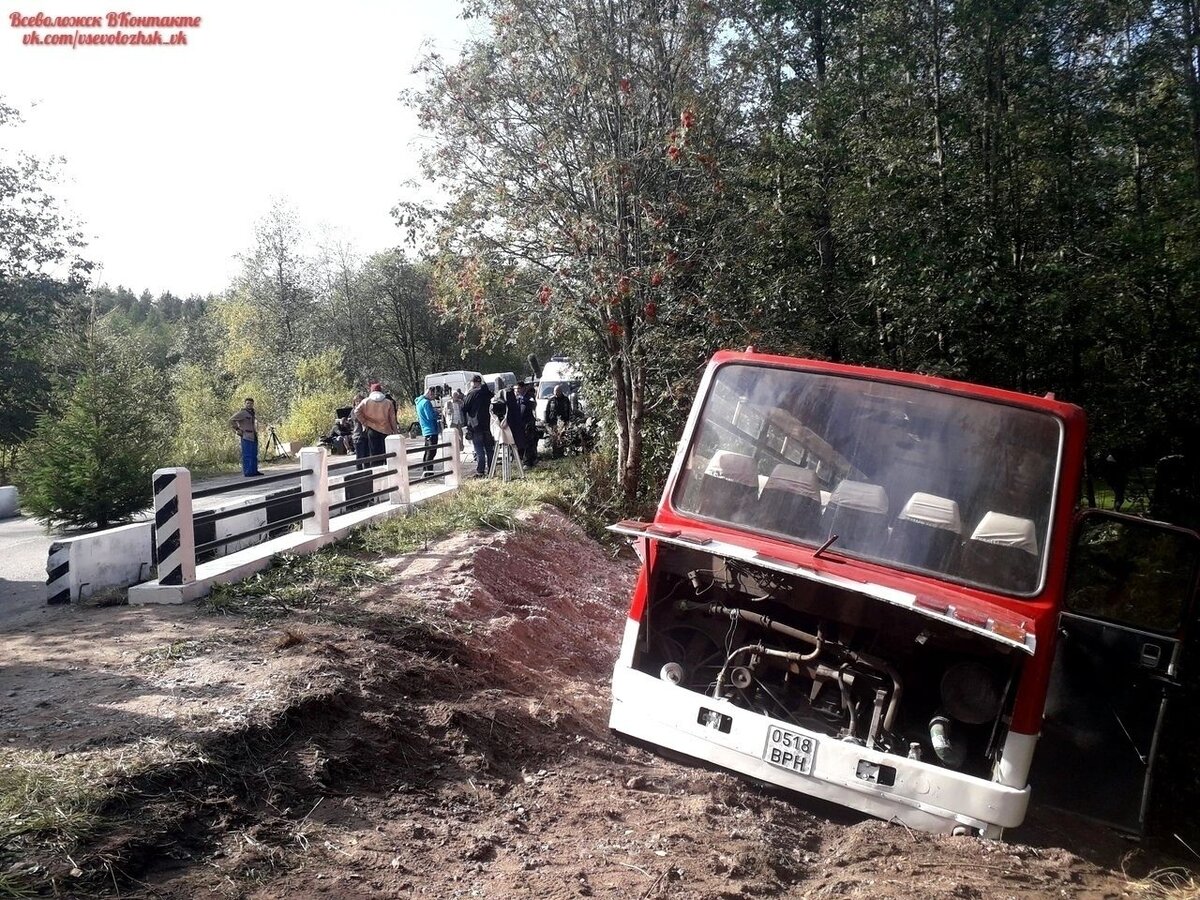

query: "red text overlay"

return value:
[9, 11, 201, 46]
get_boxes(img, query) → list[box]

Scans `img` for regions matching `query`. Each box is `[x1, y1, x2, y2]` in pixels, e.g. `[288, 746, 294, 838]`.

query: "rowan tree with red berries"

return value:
[406, 0, 751, 507]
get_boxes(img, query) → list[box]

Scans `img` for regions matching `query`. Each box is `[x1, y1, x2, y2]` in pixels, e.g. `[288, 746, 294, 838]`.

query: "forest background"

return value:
[2, 0, 1199, 527]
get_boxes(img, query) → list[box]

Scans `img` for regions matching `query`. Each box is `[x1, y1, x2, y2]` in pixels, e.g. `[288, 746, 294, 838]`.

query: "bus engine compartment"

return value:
[633, 543, 1026, 783]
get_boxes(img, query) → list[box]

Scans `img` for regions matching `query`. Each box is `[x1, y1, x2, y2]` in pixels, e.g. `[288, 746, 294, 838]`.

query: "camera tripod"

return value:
[488, 439, 524, 482]
[261, 424, 292, 461]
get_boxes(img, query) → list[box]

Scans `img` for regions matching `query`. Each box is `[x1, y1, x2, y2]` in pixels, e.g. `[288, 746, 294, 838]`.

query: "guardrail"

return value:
[408, 440, 456, 487]
[144, 431, 463, 597]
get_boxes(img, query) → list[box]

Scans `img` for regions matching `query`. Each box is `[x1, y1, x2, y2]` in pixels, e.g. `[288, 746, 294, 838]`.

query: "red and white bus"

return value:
[609, 349, 1199, 837]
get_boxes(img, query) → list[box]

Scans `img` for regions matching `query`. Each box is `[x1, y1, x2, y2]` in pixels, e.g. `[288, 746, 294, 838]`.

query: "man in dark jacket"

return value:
[545, 384, 572, 428]
[507, 381, 527, 464]
[545, 384, 572, 458]
[462, 375, 495, 476]
[520, 382, 539, 469]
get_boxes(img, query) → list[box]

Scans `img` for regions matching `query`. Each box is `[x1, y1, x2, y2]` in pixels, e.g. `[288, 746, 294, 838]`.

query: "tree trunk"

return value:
[1182, 0, 1200, 199]
[809, 1, 840, 361]
[624, 352, 645, 508]
[610, 348, 631, 496]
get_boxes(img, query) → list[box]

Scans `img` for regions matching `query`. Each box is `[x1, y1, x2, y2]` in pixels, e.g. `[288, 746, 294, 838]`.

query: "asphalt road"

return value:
[0, 513, 54, 611]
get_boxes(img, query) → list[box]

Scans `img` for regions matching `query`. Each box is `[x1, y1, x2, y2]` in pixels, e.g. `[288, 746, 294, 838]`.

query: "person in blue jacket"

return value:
[415, 387, 443, 478]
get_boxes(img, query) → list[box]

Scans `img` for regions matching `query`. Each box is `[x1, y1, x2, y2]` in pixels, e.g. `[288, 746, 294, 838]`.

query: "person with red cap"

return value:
[352, 381, 398, 460]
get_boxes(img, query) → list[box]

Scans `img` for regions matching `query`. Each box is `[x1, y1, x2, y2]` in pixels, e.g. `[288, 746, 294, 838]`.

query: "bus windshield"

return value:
[672, 364, 1063, 595]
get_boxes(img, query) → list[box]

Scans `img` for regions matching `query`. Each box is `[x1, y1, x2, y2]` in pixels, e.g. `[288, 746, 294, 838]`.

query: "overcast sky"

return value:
[0, 1, 474, 297]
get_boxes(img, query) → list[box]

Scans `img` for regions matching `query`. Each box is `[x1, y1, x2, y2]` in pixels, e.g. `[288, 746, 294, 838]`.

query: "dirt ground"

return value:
[2, 506, 1197, 898]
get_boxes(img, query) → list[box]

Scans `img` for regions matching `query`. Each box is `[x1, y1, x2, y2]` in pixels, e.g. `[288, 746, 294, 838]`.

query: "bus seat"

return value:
[824, 480, 889, 553]
[698, 450, 759, 525]
[888, 492, 962, 572]
[961, 511, 1040, 593]
[759, 463, 823, 541]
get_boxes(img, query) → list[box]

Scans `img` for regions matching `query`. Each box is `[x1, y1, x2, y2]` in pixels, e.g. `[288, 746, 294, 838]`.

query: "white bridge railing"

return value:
[128, 431, 463, 605]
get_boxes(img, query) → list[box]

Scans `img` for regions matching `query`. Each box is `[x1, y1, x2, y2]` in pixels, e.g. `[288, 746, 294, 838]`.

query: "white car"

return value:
[483, 371, 518, 391]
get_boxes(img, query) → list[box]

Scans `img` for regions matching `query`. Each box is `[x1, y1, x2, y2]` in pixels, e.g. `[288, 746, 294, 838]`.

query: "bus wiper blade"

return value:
[814, 534, 839, 560]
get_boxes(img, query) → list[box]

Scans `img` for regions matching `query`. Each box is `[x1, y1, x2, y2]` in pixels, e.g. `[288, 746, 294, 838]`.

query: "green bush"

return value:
[282, 390, 348, 445]
[395, 400, 417, 429]
[172, 363, 237, 470]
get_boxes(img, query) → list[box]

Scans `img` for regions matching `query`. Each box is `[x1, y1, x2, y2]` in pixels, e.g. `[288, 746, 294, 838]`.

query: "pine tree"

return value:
[20, 324, 170, 530]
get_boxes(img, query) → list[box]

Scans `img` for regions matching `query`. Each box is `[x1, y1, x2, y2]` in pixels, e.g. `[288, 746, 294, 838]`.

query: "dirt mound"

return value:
[458, 507, 628, 679]
[381, 506, 631, 736]
[7, 505, 1192, 898]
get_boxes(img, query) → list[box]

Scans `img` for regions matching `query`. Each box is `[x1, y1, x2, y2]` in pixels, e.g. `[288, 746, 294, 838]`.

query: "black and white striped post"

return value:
[46, 541, 72, 605]
[152, 467, 196, 587]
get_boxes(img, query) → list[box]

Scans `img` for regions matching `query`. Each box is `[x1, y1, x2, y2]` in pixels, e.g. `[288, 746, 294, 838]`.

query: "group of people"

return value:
[451, 375, 535, 477]
[353, 381, 444, 477]
[317, 381, 445, 477]
[446, 375, 574, 478]
[231, 375, 577, 482]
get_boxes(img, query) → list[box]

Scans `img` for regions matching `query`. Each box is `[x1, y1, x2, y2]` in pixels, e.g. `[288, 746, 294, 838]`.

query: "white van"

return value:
[483, 371, 518, 391]
[424, 370, 482, 401]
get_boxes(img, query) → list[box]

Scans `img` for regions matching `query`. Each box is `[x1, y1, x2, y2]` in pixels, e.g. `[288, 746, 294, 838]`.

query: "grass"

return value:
[1125, 867, 1200, 898]
[0, 751, 111, 851]
[0, 741, 201, 891]
[135, 638, 216, 672]
[199, 457, 598, 623]
[0, 874, 34, 898]
[1089, 484, 1150, 515]
[344, 461, 578, 555]
[203, 550, 390, 621]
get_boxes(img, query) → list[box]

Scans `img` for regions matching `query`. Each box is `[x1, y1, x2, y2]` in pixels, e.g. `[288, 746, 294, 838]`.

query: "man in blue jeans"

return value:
[228, 397, 263, 477]
[415, 387, 443, 478]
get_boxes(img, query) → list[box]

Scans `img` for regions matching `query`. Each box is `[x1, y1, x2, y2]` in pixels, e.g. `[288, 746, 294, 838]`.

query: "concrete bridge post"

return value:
[152, 467, 196, 587]
[448, 428, 463, 488]
[299, 446, 330, 535]
[386, 434, 409, 508]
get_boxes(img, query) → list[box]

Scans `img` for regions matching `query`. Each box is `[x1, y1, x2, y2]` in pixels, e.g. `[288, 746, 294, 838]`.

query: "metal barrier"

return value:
[145, 430, 463, 592]
[407, 439, 460, 487]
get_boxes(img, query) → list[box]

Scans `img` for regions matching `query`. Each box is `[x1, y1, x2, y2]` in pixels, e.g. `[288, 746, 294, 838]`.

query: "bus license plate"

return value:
[762, 726, 817, 775]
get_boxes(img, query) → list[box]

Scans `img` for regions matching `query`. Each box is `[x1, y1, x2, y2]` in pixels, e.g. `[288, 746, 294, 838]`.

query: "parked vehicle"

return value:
[608, 348, 1199, 838]
[424, 370, 482, 401]
[483, 371, 518, 391]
